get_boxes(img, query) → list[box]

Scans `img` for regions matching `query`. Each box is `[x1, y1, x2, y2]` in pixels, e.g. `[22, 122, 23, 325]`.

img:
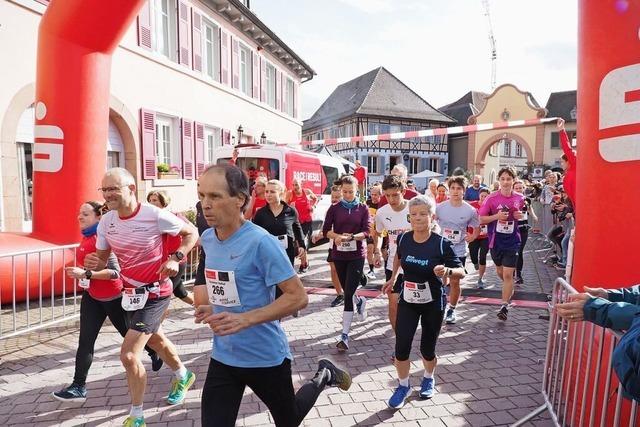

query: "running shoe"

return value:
[477, 278, 485, 289]
[298, 265, 309, 274]
[123, 416, 146, 427]
[336, 333, 349, 352]
[330, 294, 345, 307]
[166, 370, 196, 405]
[388, 385, 411, 409]
[419, 377, 436, 399]
[366, 270, 377, 280]
[497, 305, 509, 321]
[149, 350, 163, 372]
[52, 383, 86, 402]
[515, 276, 524, 285]
[445, 308, 457, 324]
[356, 296, 368, 321]
[317, 358, 352, 391]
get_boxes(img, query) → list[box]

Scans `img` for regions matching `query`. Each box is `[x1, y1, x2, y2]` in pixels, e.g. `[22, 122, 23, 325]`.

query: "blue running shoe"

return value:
[388, 385, 410, 409]
[419, 377, 435, 399]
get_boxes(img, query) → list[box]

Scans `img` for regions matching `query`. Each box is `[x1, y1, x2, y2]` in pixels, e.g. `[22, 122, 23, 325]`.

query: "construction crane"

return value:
[482, 0, 497, 89]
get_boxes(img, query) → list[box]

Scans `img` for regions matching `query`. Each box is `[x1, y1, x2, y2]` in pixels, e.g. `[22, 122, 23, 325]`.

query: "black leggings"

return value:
[395, 299, 445, 361]
[74, 293, 129, 386]
[468, 238, 489, 266]
[201, 358, 326, 427]
[516, 227, 529, 276]
[333, 258, 365, 312]
[171, 263, 189, 299]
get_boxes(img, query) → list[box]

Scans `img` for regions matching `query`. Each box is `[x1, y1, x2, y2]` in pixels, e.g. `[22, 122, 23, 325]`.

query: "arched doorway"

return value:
[474, 132, 534, 184]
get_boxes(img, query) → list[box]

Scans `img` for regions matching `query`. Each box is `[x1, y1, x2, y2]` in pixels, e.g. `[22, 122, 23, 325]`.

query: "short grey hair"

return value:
[104, 167, 135, 186]
[391, 164, 408, 179]
[408, 195, 436, 215]
[428, 178, 439, 186]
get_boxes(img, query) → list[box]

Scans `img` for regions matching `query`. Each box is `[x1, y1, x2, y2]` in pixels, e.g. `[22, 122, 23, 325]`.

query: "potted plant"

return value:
[157, 163, 180, 179]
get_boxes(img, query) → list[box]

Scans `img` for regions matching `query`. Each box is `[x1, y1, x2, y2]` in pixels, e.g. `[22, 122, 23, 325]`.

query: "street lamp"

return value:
[260, 132, 267, 144]
[237, 125, 244, 144]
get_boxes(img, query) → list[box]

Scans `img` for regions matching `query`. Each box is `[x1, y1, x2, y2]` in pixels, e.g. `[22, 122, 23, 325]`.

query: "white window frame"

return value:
[203, 19, 220, 81]
[428, 158, 439, 173]
[204, 126, 221, 165]
[285, 77, 295, 116]
[155, 115, 181, 170]
[367, 156, 379, 174]
[408, 157, 420, 175]
[515, 143, 522, 157]
[151, 0, 178, 61]
[503, 140, 511, 157]
[265, 62, 276, 108]
[239, 43, 252, 96]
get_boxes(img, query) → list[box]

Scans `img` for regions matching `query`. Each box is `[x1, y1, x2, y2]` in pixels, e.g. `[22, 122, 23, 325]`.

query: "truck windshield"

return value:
[216, 157, 280, 186]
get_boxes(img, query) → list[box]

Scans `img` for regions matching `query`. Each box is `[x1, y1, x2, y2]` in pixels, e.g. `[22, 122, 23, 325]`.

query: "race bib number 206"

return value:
[205, 269, 241, 307]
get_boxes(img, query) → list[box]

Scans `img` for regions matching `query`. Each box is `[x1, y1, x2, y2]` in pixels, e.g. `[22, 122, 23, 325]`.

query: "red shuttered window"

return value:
[231, 38, 240, 90]
[181, 119, 194, 179]
[177, 1, 191, 67]
[137, 1, 153, 50]
[192, 10, 203, 72]
[252, 52, 260, 100]
[194, 122, 206, 177]
[220, 30, 230, 85]
[140, 109, 157, 180]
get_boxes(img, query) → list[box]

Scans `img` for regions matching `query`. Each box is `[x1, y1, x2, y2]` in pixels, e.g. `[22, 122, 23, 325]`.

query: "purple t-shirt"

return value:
[322, 202, 370, 261]
[478, 191, 526, 250]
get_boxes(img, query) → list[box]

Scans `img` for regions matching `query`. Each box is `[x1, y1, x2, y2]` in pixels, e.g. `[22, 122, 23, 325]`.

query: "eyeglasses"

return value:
[98, 185, 127, 194]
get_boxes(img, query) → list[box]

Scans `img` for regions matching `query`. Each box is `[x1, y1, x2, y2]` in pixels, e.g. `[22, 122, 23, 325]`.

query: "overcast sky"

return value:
[251, 0, 578, 120]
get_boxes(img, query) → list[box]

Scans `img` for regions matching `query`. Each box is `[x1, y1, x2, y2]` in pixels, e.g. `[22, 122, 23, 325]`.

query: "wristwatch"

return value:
[84, 269, 93, 279]
[171, 251, 185, 261]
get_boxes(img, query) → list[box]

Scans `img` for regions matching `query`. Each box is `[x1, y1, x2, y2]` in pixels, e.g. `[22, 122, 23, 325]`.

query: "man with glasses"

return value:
[85, 168, 198, 427]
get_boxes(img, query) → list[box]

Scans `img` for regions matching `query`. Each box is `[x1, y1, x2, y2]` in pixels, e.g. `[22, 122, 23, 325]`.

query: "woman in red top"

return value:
[435, 183, 449, 204]
[557, 118, 576, 212]
[244, 176, 268, 220]
[286, 178, 318, 273]
[468, 188, 490, 288]
[53, 202, 160, 403]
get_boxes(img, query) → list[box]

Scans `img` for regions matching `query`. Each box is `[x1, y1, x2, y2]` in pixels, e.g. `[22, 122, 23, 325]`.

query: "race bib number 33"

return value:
[205, 269, 241, 307]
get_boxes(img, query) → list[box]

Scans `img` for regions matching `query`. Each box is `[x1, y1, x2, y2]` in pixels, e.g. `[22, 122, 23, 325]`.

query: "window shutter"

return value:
[220, 29, 230, 85]
[191, 10, 203, 72]
[293, 82, 299, 118]
[252, 52, 260, 100]
[177, 1, 191, 67]
[282, 75, 288, 114]
[260, 57, 267, 102]
[194, 122, 205, 177]
[137, 1, 152, 50]
[140, 109, 157, 180]
[222, 129, 231, 145]
[275, 69, 281, 110]
[231, 38, 240, 89]
[181, 119, 194, 179]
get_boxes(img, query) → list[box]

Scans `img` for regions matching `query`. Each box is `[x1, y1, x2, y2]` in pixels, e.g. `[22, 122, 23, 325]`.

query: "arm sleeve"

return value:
[95, 217, 110, 251]
[322, 205, 335, 237]
[105, 252, 120, 271]
[560, 129, 577, 164]
[158, 209, 185, 236]
[583, 297, 640, 331]
[469, 206, 480, 228]
[194, 251, 206, 286]
[607, 285, 640, 304]
[374, 210, 384, 234]
[255, 235, 296, 288]
[291, 208, 306, 249]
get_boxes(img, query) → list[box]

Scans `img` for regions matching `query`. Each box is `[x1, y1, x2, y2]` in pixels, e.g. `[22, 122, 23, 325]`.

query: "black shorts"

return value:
[366, 236, 374, 246]
[126, 296, 171, 334]
[490, 248, 518, 268]
[326, 249, 333, 263]
[385, 269, 404, 294]
[301, 221, 312, 238]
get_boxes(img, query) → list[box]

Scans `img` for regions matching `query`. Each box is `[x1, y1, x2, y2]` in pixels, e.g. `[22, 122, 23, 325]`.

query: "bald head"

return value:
[104, 167, 135, 186]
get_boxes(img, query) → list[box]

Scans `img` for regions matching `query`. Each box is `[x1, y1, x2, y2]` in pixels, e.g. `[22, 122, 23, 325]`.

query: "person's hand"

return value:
[565, 213, 573, 219]
[584, 286, 609, 300]
[83, 253, 104, 270]
[334, 235, 344, 245]
[464, 235, 475, 243]
[297, 247, 306, 258]
[434, 265, 447, 278]
[194, 304, 212, 324]
[557, 118, 565, 130]
[158, 259, 179, 279]
[65, 267, 85, 279]
[202, 311, 251, 336]
[373, 252, 382, 268]
[513, 211, 523, 221]
[342, 233, 353, 241]
[556, 293, 590, 322]
[382, 279, 394, 295]
[497, 211, 509, 221]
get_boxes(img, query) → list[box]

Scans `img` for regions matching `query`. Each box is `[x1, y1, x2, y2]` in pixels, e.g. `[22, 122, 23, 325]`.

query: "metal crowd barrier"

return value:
[0, 244, 201, 340]
[514, 278, 639, 427]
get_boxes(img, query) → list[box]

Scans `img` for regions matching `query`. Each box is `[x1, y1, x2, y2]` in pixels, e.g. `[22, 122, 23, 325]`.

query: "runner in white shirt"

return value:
[435, 176, 480, 324]
[373, 175, 411, 333]
[85, 168, 198, 427]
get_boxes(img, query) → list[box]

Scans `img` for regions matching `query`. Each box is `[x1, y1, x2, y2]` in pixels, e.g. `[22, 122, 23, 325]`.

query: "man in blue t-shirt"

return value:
[193, 163, 352, 426]
[464, 174, 487, 201]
